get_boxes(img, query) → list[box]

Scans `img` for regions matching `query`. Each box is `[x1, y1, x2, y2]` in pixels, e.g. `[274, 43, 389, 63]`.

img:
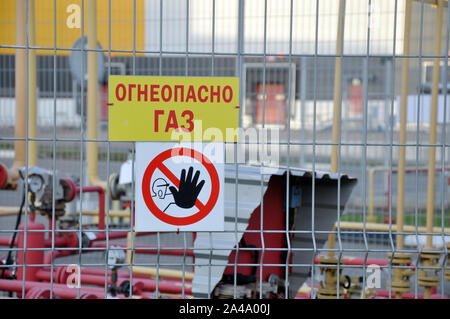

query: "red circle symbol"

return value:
[141, 147, 220, 226]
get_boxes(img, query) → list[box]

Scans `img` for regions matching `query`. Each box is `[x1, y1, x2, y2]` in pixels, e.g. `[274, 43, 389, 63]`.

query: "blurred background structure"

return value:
[0, 0, 449, 299]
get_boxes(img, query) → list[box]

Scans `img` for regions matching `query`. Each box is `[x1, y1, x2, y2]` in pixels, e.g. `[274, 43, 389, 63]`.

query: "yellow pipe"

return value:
[80, 210, 130, 218]
[425, 0, 443, 250]
[127, 229, 135, 266]
[330, 0, 345, 174]
[327, 233, 336, 257]
[327, 0, 345, 261]
[396, 0, 412, 251]
[87, 0, 107, 190]
[132, 266, 194, 281]
[27, 0, 37, 167]
[0, 208, 130, 218]
[4, 0, 37, 189]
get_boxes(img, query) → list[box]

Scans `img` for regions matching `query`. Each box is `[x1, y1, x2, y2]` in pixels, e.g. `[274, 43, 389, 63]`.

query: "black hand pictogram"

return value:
[169, 167, 205, 209]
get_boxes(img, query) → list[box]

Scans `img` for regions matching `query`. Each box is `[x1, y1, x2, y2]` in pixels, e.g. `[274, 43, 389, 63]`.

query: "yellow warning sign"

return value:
[108, 76, 240, 142]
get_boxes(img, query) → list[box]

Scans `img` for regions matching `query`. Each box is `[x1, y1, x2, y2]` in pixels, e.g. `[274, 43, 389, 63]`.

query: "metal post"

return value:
[388, 1, 413, 299]
[421, 0, 444, 300]
[384, 58, 392, 177]
[327, 0, 345, 257]
[425, 0, 443, 251]
[13, 0, 27, 171]
[396, 0, 412, 251]
[321, 0, 345, 299]
[368, 167, 377, 223]
[300, 57, 307, 167]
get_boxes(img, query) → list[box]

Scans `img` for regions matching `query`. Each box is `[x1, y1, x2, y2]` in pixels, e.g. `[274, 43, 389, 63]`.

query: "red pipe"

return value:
[0, 269, 12, 278]
[44, 235, 69, 247]
[41, 244, 194, 281]
[374, 289, 449, 299]
[89, 231, 135, 242]
[41, 231, 158, 265]
[0, 234, 70, 248]
[75, 186, 105, 230]
[43, 246, 110, 265]
[42, 238, 120, 265]
[16, 221, 45, 282]
[79, 267, 192, 283]
[0, 237, 15, 247]
[43, 249, 76, 265]
[38, 266, 191, 283]
[0, 278, 135, 299]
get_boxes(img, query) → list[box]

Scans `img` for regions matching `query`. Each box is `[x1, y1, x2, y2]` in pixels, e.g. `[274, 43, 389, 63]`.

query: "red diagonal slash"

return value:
[157, 162, 205, 211]
[142, 147, 220, 226]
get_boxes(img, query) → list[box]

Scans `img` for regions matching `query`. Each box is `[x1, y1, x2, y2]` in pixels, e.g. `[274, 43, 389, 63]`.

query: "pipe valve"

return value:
[18, 167, 76, 217]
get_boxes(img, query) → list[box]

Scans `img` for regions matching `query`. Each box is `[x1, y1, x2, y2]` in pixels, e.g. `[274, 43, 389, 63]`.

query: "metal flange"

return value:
[317, 255, 345, 299]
